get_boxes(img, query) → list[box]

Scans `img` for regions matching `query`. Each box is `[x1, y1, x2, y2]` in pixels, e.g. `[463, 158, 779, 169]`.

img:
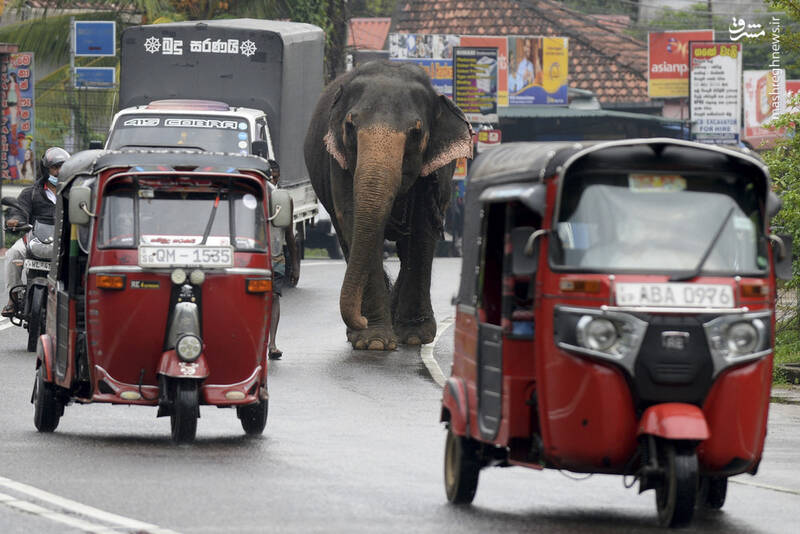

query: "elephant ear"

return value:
[324, 85, 349, 170]
[421, 95, 474, 177]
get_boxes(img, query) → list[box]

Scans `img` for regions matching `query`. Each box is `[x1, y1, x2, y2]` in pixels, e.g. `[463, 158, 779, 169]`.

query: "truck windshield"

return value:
[98, 184, 267, 251]
[552, 172, 768, 276]
[106, 114, 251, 154]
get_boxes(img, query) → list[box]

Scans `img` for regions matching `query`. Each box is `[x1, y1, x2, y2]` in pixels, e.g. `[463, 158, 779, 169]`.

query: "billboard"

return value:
[508, 36, 568, 105]
[1, 52, 35, 181]
[689, 42, 742, 144]
[786, 80, 800, 113]
[74, 20, 116, 56]
[453, 47, 498, 123]
[743, 69, 786, 146]
[648, 30, 714, 98]
[460, 36, 509, 106]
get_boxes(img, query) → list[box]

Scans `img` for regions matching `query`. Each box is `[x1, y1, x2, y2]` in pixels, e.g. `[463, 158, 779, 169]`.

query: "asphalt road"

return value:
[0, 258, 799, 533]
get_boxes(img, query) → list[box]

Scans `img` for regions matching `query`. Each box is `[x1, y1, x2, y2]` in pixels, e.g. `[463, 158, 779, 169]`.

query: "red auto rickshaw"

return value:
[32, 149, 293, 443]
[441, 139, 791, 527]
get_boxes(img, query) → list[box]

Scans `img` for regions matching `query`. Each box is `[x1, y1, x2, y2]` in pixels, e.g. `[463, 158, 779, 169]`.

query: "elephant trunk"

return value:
[339, 127, 406, 330]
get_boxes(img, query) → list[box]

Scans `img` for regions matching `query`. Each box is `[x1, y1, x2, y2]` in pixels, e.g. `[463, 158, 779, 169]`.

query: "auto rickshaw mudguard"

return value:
[36, 333, 55, 382]
[637, 402, 710, 441]
[441, 377, 469, 437]
[157, 350, 210, 380]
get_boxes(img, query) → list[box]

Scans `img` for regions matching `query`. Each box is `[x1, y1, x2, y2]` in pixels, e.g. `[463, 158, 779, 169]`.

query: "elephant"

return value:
[303, 60, 473, 350]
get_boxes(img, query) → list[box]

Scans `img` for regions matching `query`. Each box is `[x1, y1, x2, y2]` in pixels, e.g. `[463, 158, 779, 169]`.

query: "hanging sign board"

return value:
[689, 42, 742, 144]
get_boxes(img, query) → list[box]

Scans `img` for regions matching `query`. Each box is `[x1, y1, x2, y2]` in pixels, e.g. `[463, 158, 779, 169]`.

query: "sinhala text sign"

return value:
[1, 52, 35, 181]
[689, 42, 742, 144]
[453, 47, 498, 123]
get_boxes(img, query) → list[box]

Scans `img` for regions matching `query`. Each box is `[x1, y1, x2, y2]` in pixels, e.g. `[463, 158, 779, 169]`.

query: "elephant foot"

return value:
[394, 316, 436, 346]
[347, 327, 398, 351]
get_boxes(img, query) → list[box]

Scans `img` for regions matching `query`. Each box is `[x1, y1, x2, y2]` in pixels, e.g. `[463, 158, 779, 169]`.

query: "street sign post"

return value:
[74, 21, 116, 56]
[74, 67, 115, 89]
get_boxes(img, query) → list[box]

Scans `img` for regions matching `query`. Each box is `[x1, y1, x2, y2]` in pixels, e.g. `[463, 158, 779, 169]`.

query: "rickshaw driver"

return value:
[2, 147, 70, 317]
[267, 170, 299, 359]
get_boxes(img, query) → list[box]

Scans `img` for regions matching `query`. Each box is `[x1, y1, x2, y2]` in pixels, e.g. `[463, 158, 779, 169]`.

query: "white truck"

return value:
[104, 19, 324, 282]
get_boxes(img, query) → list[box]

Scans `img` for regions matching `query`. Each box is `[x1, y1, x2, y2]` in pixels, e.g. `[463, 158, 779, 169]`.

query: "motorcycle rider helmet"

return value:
[41, 147, 70, 170]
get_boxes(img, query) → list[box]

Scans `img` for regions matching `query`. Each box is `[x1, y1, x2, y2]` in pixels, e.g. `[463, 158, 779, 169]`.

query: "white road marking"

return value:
[0, 319, 15, 331]
[421, 316, 453, 387]
[730, 477, 800, 496]
[0, 476, 180, 533]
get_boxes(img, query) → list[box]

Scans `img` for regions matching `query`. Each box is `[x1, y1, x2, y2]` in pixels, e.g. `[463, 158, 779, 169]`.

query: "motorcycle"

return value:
[1, 197, 54, 352]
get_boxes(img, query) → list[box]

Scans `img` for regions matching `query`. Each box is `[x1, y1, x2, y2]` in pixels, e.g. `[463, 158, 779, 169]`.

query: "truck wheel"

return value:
[444, 427, 481, 504]
[655, 442, 697, 527]
[33, 365, 63, 433]
[26, 286, 45, 352]
[170, 380, 199, 443]
[697, 476, 727, 510]
[237, 398, 268, 435]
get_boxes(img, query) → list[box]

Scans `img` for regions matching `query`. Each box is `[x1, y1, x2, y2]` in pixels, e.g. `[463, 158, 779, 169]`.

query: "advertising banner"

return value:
[390, 58, 454, 97]
[460, 36, 509, 106]
[689, 42, 742, 144]
[453, 47, 498, 123]
[388, 33, 459, 98]
[1, 52, 35, 181]
[743, 69, 786, 146]
[786, 80, 800, 113]
[648, 30, 714, 98]
[508, 36, 568, 105]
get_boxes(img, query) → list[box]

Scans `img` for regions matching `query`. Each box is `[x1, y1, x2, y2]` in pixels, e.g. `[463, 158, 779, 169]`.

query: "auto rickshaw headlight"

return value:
[171, 268, 187, 285]
[190, 270, 205, 285]
[726, 322, 759, 355]
[576, 316, 618, 352]
[176, 334, 202, 362]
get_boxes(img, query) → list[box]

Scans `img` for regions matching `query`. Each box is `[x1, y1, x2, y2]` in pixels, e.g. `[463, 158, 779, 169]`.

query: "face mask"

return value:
[48, 174, 58, 186]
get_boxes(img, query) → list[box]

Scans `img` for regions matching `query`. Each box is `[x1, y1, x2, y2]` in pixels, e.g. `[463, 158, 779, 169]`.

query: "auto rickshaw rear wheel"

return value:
[237, 398, 268, 435]
[697, 475, 727, 510]
[444, 427, 481, 504]
[655, 442, 698, 528]
[170, 379, 199, 443]
[33, 365, 63, 433]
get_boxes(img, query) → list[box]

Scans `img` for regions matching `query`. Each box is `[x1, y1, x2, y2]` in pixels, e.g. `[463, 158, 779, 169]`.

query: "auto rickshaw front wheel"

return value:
[237, 398, 268, 435]
[32, 365, 63, 433]
[444, 427, 481, 504]
[170, 379, 199, 443]
[26, 286, 46, 353]
[655, 442, 698, 528]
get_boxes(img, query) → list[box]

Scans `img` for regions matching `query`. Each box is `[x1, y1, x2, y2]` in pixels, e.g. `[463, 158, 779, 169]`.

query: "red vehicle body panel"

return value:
[637, 403, 710, 440]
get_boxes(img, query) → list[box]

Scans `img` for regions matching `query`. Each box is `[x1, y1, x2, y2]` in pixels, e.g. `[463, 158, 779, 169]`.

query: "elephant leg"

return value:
[392, 212, 438, 346]
[347, 259, 397, 350]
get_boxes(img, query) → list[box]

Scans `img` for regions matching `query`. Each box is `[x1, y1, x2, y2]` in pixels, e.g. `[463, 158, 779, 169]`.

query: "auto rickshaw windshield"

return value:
[98, 180, 267, 250]
[552, 171, 768, 276]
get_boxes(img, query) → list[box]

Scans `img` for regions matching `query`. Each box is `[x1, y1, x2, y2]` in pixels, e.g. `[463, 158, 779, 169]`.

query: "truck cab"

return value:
[106, 100, 275, 157]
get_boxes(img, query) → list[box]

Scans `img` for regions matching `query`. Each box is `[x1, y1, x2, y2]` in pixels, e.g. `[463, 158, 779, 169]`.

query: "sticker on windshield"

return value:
[238, 141, 248, 149]
[123, 118, 160, 127]
[163, 118, 239, 130]
[628, 174, 686, 192]
[238, 122, 247, 130]
[238, 132, 248, 140]
[242, 194, 257, 210]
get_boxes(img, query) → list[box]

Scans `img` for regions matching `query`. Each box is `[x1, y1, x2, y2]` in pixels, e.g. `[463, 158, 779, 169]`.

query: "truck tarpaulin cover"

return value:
[120, 19, 323, 187]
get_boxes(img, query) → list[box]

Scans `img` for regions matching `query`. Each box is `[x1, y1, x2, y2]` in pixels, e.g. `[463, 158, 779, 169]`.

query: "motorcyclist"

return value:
[2, 147, 70, 317]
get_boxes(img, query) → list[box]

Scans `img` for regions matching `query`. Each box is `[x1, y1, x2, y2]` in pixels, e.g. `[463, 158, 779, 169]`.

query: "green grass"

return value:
[775, 316, 800, 384]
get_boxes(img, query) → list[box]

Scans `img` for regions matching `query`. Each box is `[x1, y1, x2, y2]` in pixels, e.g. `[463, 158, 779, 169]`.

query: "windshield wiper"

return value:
[200, 193, 221, 245]
[117, 144, 206, 151]
[669, 206, 735, 281]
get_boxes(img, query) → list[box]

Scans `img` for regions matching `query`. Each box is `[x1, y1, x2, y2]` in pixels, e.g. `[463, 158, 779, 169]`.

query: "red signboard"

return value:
[649, 30, 714, 98]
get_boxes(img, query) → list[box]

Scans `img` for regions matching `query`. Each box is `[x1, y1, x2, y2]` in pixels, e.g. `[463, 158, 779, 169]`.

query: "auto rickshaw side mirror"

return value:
[511, 226, 546, 275]
[767, 191, 783, 220]
[251, 140, 270, 159]
[269, 189, 293, 229]
[68, 185, 94, 226]
[770, 233, 793, 280]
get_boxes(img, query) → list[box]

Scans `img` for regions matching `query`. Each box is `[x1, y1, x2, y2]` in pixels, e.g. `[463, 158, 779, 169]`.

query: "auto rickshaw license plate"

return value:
[138, 245, 234, 268]
[615, 283, 734, 308]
